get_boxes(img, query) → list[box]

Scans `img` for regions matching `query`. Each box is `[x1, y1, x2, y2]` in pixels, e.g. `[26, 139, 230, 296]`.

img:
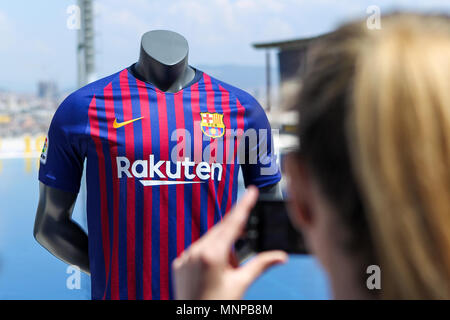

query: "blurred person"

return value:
[173, 13, 450, 300]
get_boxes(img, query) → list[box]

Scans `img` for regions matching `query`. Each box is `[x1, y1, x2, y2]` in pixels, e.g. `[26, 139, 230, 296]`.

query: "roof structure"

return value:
[252, 33, 330, 50]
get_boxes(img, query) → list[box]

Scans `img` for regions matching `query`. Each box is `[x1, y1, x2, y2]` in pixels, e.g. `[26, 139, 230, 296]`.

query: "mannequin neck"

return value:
[134, 30, 195, 93]
[135, 54, 195, 92]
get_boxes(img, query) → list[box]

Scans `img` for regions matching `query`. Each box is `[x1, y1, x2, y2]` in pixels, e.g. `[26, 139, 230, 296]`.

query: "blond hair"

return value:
[296, 13, 450, 299]
[349, 14, 450, 299]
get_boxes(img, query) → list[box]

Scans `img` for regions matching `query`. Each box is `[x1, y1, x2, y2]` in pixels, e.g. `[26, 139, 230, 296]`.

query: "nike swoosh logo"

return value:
[113, 117, 144, 129]
[140, 180, 205, 187]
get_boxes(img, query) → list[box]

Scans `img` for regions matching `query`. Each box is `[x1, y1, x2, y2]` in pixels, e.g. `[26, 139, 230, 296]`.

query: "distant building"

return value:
[37, 81, 58, 99]
[253, 33, 329, 110]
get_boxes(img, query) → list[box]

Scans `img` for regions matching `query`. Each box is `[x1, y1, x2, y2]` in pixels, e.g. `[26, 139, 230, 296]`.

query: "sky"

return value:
[0, 0, 449, 93]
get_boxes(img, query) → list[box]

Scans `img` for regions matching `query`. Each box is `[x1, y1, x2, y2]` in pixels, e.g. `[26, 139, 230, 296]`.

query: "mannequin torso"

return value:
[34, 30, 281, 281]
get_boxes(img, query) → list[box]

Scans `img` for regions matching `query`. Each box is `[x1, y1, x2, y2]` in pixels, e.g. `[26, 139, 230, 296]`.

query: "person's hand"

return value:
[172, 186, 288, 300]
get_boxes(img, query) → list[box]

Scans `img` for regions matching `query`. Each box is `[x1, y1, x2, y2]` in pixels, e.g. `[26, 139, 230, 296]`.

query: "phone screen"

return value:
[246, 200, 308, 254]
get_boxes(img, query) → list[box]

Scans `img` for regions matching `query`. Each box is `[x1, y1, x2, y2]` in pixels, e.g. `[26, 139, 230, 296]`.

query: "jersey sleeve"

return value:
[38, 92, 89, 193]
[237, 92, 282, 188]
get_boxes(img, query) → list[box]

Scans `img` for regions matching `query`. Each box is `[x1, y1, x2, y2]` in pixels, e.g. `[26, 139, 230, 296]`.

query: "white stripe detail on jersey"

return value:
[139, 180, 205, 187]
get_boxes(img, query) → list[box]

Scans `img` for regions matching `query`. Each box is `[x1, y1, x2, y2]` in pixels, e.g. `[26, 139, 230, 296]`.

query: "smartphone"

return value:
[240, 200, 308, 255]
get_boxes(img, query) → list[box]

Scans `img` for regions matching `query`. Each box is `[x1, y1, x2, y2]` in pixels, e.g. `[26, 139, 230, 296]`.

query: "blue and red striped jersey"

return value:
[38, 67, 281, 300]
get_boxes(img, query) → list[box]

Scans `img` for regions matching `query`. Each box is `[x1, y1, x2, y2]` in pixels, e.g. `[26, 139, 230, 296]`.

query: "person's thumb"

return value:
[238, 251, 288, 287]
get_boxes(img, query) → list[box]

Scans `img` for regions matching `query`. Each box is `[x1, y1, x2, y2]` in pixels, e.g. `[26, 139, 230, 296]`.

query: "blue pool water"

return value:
[0, 158, 330, 300]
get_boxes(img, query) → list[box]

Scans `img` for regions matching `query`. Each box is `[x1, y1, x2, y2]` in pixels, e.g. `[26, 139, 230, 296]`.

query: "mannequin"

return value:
[34, 183, 90, 273]
[34, 30, 280, 277]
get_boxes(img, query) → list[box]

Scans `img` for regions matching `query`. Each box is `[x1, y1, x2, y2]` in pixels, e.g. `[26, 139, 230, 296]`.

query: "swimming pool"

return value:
[0, 158, 330, 300]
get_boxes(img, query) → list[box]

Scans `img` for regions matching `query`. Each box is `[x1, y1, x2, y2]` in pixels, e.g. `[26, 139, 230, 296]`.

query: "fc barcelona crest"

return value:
[200, 112, 225, 138]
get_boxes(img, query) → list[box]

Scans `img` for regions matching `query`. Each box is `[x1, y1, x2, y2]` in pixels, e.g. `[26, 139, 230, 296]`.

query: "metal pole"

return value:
[83, 0, 95, 84]
[265, 50, 271, 112]
[77, 0, 84, 88]
[77, 0, 95, 88]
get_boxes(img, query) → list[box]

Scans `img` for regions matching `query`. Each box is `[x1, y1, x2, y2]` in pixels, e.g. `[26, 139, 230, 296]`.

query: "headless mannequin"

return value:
[34, 30, 280, 275]
[134, 30, 195, 92]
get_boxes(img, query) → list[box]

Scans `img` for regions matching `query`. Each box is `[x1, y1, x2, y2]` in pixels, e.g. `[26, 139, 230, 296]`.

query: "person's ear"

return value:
[284, 154, 314, 231]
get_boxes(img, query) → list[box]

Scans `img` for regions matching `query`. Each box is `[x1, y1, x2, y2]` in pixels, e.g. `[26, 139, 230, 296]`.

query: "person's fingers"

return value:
[238, 251, 288, 287]
[220, 186, 259, 243]
[174, 187, 259, 276]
